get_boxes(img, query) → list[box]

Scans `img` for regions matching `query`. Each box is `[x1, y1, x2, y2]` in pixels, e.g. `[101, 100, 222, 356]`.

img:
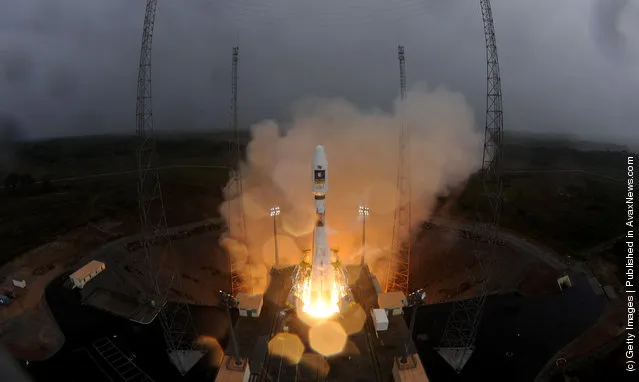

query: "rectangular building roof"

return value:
[70, 260, 105, 281]
[378, 291, 407, 309]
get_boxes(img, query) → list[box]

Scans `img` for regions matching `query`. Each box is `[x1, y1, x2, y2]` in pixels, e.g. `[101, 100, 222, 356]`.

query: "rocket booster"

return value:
[310, 145, 334, 303]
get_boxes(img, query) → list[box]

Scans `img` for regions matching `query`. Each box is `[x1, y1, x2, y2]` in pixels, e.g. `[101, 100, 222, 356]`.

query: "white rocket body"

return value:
[310, 145, 335, 303]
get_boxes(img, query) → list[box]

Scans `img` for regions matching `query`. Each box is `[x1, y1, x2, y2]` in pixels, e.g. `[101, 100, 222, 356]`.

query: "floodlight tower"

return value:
[270, 206, 281, 268]
[437, 0, 505, 372]
[226, 46, 253, 295]
[386, 45, 412, 296]
[134, 0, 201, 374]
[358, 205, 370, 266]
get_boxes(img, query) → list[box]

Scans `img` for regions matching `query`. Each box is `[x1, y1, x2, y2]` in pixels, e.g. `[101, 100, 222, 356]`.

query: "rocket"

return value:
[310, 145, 334, 303]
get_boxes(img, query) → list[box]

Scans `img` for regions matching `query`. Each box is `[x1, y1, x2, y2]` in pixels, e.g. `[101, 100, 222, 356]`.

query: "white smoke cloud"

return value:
[219, 84, 484, 293]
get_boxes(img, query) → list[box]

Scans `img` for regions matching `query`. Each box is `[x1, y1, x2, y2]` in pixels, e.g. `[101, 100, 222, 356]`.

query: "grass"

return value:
[0, 167, 228, 267]
[5, 132, 247, 180]
[446, 137, 628, 282]
[452, 172, 622, 254]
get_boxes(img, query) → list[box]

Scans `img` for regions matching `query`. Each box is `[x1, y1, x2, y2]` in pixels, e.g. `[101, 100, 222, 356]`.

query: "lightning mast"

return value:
[385, 45, 412, 296]
[437, 0, 504, 372]
[135, 0, 201, 374]
[226, 46, 253, 295]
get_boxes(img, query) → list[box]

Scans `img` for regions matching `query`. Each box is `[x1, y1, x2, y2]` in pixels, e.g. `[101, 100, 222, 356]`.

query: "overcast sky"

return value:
[0, 0, 637, 143]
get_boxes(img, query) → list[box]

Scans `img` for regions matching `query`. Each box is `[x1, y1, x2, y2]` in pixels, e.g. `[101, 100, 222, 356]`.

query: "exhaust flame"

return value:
[298, 277, 342, 318]
[291, 252, 351, 321]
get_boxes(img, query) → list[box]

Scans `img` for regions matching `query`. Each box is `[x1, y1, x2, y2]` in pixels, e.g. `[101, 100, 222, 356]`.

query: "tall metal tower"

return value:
[385, 45, 412, 296]
[226, 46, 253, 295]
[135, 0, 201, 374]
[436, 0, 504, 372]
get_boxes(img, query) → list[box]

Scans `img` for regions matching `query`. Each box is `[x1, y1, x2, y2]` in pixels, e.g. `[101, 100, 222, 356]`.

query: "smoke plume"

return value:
[219, 84, 483, 293]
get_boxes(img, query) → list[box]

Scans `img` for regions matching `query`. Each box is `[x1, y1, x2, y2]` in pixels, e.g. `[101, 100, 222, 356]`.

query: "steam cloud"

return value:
[219, 84, 483, 293]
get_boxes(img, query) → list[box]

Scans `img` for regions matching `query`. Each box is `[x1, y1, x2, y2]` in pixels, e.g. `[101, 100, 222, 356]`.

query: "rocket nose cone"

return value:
[313, 145, 327, 164]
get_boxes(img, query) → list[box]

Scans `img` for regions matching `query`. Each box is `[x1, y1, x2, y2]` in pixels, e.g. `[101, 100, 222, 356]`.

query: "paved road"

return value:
[429, 217, 567, 271]
[87, 217, 224, 261]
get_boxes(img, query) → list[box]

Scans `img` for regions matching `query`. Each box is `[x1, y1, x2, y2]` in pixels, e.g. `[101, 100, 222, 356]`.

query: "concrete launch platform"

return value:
[218, 265, 429, 382]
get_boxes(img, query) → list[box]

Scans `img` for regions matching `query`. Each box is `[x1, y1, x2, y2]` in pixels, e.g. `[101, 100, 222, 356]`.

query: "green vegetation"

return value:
[448, 137, 628, 282]
[0, 133, 232, 267]
[3, 131, 250, 180]
[0, 167, 227, 266]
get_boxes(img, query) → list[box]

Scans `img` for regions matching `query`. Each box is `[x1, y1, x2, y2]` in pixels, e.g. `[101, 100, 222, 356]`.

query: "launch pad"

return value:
[216, 264, 428, 382]
[217, 145, 428, 381]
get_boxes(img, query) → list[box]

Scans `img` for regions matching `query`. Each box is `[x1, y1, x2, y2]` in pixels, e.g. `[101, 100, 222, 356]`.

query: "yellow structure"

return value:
[378, 291, 407, 316]
[70, 260, 106, 289]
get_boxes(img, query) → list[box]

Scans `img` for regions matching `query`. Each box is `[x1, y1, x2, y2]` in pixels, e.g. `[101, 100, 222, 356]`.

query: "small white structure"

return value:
[236, 293, 263, 318]
[557, 275, 572, 291]
[378, 291, 407, 316]
[70, 260, 106, 289]
[12, 278, 26, 289]
[372, 308, 389, 331]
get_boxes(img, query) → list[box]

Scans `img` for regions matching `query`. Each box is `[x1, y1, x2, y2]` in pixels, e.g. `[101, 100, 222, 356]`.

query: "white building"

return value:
[236, 293, 263, 318]
[70, 260, 106, 289]
[378, 291, 407, 316]
[12, 278, 26, 289]
[372, 308, 389, 331]
[557, 275, 572, 291]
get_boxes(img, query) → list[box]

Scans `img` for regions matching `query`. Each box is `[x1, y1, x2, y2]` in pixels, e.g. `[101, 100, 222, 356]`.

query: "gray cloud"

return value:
[592, 0, 635, 63]
[0, 0, 637, 144]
